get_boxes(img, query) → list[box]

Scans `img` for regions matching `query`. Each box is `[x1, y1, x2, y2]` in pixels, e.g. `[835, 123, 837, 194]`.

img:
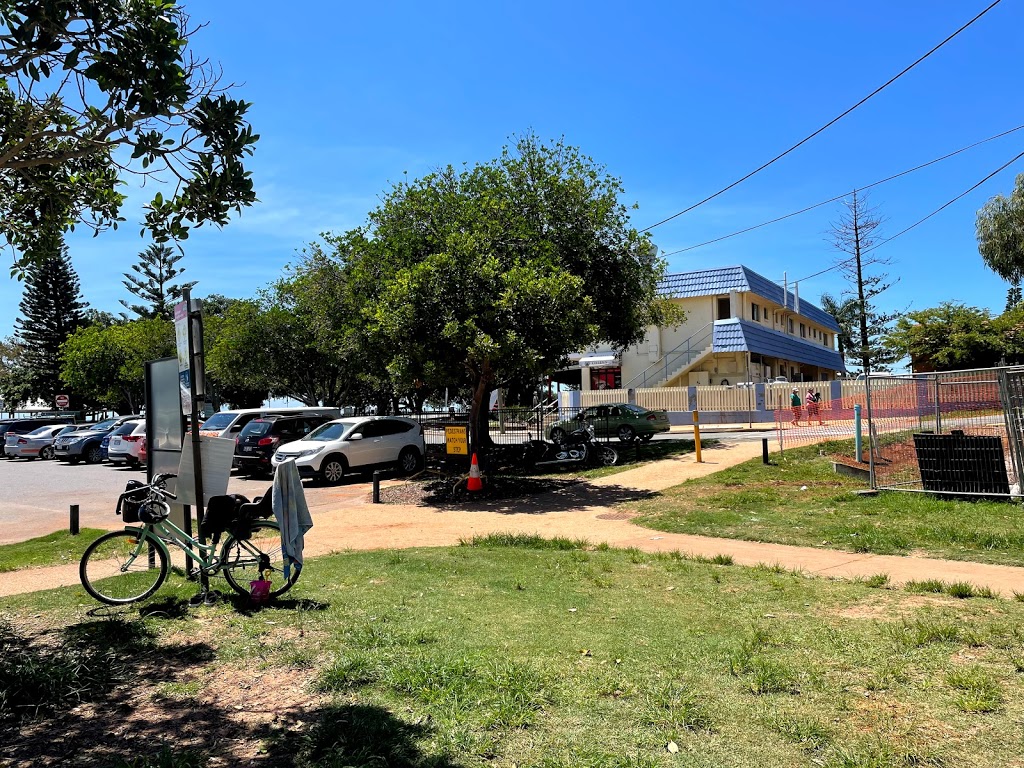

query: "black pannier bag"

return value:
[118, 480, 147, 524]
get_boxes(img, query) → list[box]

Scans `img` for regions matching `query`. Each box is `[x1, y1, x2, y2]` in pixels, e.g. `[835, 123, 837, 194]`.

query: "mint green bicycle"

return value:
[79, 473, 298, 605]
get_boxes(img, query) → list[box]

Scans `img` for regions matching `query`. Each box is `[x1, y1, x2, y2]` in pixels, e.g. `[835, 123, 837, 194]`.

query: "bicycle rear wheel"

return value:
[80, 529, 168, 605]
[220, 520, 298, 598]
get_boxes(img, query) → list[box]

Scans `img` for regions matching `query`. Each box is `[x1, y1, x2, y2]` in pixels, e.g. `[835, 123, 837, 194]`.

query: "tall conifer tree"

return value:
[14, 244, 87, 404]
[121, 244, 197, 320]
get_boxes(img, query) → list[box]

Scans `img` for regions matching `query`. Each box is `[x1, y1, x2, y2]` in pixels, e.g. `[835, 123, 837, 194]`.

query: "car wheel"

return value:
[320, 455, 346, 485]
[40, 446, 54, 460]
[550, 427, 566, 444]
[638, 433, 653, 442]
[84, 445, 103, 464]
[397, 447, 422, 475]
[617, 425, 636, 443]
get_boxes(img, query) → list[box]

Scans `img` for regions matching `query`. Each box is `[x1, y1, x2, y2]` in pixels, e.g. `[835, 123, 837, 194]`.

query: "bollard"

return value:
[69, 504, 80, 535]
[762, 437, 770, 465]
[372, 470, 382, 504]
[692, 410, 702, 463]
[854, 404, 862, 462]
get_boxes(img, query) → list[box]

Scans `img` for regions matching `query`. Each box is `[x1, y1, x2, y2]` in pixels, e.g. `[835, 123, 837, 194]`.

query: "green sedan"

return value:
[546, 403, 671, 443]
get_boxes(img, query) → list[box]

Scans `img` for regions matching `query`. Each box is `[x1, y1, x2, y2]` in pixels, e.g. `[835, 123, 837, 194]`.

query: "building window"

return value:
[716, 296, 731, 320]
[800, 323, 806, 338]
[751, 303, 760, 321]
[788, 318, 794, 334]
[590, 368, 621, 391]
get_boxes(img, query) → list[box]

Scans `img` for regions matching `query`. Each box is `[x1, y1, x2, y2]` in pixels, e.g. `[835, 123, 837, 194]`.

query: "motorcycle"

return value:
[522, 423, 618, 469]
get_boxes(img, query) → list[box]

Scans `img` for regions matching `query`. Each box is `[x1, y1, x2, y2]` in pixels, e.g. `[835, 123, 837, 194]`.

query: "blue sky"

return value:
[3, 0, 1022, 358]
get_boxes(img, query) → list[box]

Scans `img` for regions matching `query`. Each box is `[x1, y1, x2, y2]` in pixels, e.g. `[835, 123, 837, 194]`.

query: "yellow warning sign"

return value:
[445, 426, 469, 455]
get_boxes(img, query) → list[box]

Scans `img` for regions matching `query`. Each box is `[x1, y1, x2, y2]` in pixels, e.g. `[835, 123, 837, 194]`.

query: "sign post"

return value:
[174, 290, 210, 601]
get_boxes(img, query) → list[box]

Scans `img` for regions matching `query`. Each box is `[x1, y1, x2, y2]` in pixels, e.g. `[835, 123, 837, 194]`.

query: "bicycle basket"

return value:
[119, 480, 146, 524]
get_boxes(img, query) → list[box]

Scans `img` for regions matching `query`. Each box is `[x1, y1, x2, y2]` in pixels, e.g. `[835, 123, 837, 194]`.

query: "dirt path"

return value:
[5, 439, 1024, 599]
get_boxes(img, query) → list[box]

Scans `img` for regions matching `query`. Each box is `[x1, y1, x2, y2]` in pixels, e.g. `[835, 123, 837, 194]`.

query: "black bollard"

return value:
[70, 504, 80, 535]
[762, 438, 770, 465]
[372, 470, 381, 504]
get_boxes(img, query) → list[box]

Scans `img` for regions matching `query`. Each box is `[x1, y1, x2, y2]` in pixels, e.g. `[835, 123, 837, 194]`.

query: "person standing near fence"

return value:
[806, 388, 823, 426]
[791, 387, 802, 426]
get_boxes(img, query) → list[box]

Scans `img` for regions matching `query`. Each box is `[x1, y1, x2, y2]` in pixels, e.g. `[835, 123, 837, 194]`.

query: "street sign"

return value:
[55, 394, 69, 409]
[445, 426, 468, 455]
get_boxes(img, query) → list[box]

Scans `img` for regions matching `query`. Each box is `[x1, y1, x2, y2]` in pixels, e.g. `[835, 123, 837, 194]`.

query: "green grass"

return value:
[0, 528, 108, 572]
[5, 541, 1024, 766]
[633, 444, 1024, 567]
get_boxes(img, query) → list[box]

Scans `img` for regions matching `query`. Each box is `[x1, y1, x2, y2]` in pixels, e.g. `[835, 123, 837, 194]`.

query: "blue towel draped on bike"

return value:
[272, 458, 313, 579]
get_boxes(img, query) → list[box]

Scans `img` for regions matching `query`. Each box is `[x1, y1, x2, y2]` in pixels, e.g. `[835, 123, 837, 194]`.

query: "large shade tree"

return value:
[0, 1, 258, 275]
[350, 134, 681, 450]
[883, 303, 1002, 372]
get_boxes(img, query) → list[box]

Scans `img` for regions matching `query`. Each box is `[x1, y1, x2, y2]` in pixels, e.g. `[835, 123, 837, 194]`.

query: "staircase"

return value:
[624, 323, 715, 389]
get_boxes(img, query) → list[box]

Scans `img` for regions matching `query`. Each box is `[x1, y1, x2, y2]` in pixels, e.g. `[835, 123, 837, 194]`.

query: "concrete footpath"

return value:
[3, 438, 1024, 599]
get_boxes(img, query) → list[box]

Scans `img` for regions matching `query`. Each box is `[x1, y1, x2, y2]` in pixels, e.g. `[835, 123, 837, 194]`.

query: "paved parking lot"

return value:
[0, 456, 379, 545]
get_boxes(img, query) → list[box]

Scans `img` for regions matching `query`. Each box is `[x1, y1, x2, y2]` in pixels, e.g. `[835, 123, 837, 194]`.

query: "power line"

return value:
[641, 0, 1005, 233]
[659, 123, 1024, 258]
[787, 148, 1024, 285]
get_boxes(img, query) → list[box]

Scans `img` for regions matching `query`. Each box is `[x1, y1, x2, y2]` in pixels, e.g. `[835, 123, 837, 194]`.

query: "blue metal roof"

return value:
[712, 319, 847, 372]
[657, 265, 840, 332]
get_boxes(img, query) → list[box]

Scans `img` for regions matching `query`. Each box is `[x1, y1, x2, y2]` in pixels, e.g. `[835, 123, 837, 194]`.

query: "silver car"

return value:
[4, 424, 80, 460]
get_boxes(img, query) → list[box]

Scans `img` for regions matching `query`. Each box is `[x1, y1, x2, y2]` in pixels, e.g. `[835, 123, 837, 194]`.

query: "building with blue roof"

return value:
[577, 265, 846, 391]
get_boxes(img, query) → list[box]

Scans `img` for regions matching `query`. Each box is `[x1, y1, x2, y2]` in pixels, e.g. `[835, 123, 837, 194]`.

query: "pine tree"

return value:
[13, 244, 88, 405]
[121, 244, 197, 320]
[1006, 282, 1022, 313]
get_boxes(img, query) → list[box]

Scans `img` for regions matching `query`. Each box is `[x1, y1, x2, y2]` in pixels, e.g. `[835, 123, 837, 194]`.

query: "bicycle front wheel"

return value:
[220, 520, 298, 598]
[80, 529, 169, 605]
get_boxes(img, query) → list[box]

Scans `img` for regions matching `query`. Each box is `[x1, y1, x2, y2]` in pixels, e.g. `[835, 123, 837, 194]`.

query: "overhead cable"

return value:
[641, 0, 1005, 233]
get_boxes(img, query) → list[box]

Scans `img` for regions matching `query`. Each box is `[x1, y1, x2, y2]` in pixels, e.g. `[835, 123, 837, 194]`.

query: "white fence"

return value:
[580, 380, 869, 412]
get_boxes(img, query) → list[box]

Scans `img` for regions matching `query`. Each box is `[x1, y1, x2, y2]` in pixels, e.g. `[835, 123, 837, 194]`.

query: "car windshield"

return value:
[114, 422, 139, 435]
[89, 419, 118, 431]
[26, 426, 54, 436]
[57, 426, 78, 436]
[308, 420, 359, 442]
[620, 404, 647, 415]
[240, 420, 273, 437]
[200, 412, 237, 430]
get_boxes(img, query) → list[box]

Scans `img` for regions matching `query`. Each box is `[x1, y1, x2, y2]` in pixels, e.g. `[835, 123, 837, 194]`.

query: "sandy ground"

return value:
[5, 438, 1024, 598]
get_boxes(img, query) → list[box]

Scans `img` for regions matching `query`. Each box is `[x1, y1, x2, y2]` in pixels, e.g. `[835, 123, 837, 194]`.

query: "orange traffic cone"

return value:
[467, 452, 483, 492]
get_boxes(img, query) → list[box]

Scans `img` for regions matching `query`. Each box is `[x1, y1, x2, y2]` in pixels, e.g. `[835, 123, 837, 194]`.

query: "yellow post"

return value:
[692, 410, 702, 463]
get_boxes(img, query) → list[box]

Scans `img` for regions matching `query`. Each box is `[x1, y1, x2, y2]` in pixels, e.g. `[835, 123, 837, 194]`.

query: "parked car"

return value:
[198, 407, 341, 439]
[546, 403, 671, 443]
[4, 424, 77, 460]
[107, 420, 146, 467]
[0, 416, 76, 457]
[233, 414, 332, 477]
[271, 416, 425, 484]
[138, 436, 147, 465]
[53, 415, 143, 464]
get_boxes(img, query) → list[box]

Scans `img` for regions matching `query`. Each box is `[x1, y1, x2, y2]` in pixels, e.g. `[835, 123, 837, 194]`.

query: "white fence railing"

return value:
[580, 381, 870, 411]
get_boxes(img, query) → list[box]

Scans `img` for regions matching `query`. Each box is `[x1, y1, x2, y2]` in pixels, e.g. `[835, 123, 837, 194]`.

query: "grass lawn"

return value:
[0, 528, 108, 572]
[3, 536, 1024, 766]
[634, 444, 1024, 567]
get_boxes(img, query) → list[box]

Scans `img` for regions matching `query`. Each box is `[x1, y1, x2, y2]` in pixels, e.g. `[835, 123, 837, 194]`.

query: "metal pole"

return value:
[183, 287, 208, 599]
[934, 375, 942, 434]
[69, 504, 79, 535]
[854, 404, 862, 462]
[864, 377, 876, 489]
[692, 410, 702, 463]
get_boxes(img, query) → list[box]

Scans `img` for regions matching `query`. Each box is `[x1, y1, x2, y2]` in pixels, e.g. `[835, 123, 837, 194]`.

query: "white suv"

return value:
[271, 416, 425, 484]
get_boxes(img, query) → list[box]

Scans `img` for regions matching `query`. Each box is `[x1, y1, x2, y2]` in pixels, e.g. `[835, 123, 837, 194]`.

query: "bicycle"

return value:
[79, 473, 299, 605]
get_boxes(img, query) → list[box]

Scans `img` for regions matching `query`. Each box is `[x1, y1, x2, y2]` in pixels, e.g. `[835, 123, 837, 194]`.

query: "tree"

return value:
[13, 242, 86, 404]
[120, 243, 195, 319]
[827, 191, 901, 374]
[1006, 282, 1022, 313]
[351, 134, 681, 451]
[818, 292, 858, 362]
[884, 303, 1002, 372]
[0, 336, 32, 414]
[60, 318, 173, 412]
[0, 1, 258, 275]
[977, 172, 1024, 287]
[199, 294, 268, 408]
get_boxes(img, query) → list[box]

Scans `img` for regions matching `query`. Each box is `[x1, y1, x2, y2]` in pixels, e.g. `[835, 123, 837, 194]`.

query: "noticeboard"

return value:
[445, 426, 468, 455]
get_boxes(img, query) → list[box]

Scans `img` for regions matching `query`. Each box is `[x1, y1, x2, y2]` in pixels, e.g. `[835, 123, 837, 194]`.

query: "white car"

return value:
[272, 416, 425, 484]
[107, 420, 146, 467]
